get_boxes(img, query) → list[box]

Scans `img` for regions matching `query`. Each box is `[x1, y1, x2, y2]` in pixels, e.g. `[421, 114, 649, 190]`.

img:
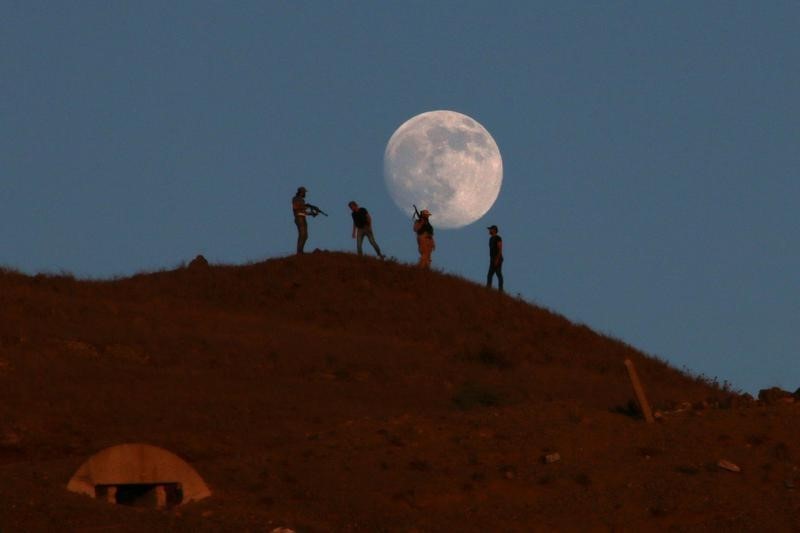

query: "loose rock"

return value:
[543, 452, 561, 464]
[717, 459, 741, 473]
[1, 428, 21, 448]
[188, 254, 209, 269]
[758, 387, 793, 405]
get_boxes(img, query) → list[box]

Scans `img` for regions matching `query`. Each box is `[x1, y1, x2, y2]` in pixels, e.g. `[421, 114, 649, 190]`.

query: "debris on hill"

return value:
[188, 254, 209, 269]
[543, 452, 561, 464]
[758, 387, 795, 405]
[0, 427, 21, 448]
[724, 392, 755, 408]
[624, 358, 655, 423]
[717, 459, 742, 473]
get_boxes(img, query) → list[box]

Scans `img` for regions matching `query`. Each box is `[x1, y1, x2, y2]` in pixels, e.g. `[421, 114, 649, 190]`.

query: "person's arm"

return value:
[495, 240, 503, 265]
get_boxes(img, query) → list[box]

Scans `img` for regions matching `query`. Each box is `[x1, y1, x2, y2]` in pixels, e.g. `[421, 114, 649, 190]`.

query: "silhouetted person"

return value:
[348, 201, 385, 258]
[486, 224, 503, 291]
[413, 209, 435, 268]
[292, 186, 309, 254]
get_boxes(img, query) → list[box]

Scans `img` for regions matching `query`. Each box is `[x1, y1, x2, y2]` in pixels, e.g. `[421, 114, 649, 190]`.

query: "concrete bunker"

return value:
[67, 443, 211, 509]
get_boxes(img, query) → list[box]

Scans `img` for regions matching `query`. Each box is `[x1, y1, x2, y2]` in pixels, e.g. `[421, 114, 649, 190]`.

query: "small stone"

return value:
[717, 459, 741, 473]
[543, 452, 561, 464]
[0, 428, 21, 448]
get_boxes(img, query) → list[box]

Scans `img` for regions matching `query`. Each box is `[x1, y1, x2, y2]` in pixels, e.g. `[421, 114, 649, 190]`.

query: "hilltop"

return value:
[1, 252, 798, 532]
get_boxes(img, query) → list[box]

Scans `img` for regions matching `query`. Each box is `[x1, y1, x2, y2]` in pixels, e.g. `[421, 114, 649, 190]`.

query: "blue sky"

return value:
[2, 2, 798, 394]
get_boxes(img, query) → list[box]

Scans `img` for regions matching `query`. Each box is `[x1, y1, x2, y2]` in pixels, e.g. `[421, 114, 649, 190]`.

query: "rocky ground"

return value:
[1, 252, 798, 532]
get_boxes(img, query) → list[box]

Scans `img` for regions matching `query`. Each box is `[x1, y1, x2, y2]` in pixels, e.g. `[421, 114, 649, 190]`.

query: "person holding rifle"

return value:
[291, 186, 327, 254]
[412, 206, 435, 268]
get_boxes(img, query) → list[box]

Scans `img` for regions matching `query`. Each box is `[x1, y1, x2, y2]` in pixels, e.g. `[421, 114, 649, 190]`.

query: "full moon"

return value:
[383, 110, 503, 229]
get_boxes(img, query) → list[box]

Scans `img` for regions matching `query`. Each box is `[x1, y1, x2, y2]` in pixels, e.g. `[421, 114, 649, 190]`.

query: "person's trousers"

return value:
[417, 236, 435, 268]
[356, 228, 382, 256]
[295, 216, 308, 254]
[487, 258, 504, 291]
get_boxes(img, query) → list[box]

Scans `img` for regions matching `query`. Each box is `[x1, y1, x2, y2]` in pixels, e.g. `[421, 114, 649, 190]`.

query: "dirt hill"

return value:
[1, 252, 798, 532]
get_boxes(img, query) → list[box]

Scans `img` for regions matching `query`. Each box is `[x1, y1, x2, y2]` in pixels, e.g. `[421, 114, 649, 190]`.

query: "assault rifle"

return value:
[306, 204, 328, 217]
[412, 204, 421, 220]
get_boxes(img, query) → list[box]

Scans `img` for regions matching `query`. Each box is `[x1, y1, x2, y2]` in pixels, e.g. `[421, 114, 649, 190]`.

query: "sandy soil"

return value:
[1, 252, 798, 532]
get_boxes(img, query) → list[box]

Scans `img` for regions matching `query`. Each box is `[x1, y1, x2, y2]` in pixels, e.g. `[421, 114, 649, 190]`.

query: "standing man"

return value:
[348, 201, 385, 258]
[486, 224, 504, 292]
[413, 209, 435, 268]
[292, 186, 309, 254]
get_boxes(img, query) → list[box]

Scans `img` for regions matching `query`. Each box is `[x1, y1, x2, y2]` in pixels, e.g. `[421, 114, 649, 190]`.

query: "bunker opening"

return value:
[95, 482, 184, 509]
[67, 443, 210, 507]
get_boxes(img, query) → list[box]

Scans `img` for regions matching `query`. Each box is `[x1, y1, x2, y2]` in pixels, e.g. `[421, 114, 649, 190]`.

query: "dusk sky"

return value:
[2, 2, 798, 395]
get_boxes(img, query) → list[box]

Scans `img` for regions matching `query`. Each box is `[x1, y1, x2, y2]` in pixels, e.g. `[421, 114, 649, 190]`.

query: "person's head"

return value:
[348, 201, 358, 211]
[420, 209, 431, 219]
[297, 186, 307, 197]
[487, 224, 498, 235]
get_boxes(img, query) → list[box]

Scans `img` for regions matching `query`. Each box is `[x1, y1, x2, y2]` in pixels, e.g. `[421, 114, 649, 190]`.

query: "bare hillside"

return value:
[1, 252, 798, 532]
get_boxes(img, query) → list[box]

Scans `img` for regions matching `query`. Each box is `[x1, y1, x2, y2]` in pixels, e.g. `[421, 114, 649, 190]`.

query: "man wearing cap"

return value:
[413, 209, 435, 268]
[487, 224, 504, 291]
[292, 186, 309, 254]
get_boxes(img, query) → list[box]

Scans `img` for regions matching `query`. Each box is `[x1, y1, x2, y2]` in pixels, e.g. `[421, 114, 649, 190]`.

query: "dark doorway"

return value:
[95, 482, 183, 509]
